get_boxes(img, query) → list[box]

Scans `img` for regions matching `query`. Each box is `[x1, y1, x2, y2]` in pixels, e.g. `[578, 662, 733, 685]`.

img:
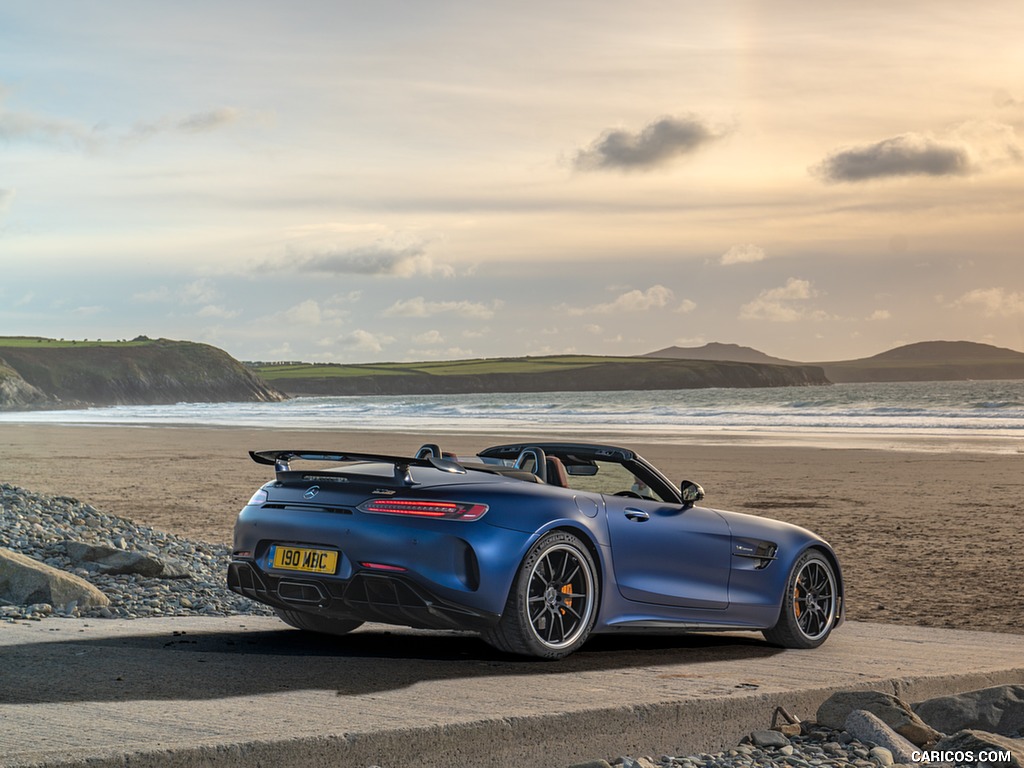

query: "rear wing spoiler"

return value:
[249, 449, 466, 486]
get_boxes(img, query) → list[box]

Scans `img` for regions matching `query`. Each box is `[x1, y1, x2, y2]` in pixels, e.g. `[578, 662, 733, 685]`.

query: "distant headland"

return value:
[2, 336, 1021, 411]
[0, 336, 284, 411]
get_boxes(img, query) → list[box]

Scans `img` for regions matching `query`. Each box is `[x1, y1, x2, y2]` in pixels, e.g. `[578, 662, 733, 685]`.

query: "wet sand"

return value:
[1, 423, 1022, 634]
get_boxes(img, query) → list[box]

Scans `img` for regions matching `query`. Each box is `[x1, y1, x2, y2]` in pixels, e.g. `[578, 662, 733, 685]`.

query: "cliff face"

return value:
[0, 359, 52, 411]
[273, 359, 830, 396]
[0, 340, 285, 410]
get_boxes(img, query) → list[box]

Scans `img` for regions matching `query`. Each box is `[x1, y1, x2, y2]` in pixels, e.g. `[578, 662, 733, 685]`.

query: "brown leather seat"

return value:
[545, 456, 569, 488]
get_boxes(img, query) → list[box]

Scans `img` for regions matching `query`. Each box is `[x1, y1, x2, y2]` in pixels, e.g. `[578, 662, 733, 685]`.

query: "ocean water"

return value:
[2, 380, 1023, 453]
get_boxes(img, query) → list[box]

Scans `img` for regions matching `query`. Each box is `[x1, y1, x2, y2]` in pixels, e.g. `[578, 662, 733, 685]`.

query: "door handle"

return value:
[624, 508, 650, 522]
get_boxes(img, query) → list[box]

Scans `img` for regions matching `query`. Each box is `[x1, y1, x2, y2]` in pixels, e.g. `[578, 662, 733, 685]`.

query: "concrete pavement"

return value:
[1, 618, 1022, 767]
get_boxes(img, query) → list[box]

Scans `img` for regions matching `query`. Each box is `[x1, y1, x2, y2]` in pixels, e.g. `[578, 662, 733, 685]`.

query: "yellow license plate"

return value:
[270, 545, 338, 574]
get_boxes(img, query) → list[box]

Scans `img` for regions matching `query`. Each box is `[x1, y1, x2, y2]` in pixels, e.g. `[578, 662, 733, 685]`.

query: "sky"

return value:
[2, 1, 1023, 364]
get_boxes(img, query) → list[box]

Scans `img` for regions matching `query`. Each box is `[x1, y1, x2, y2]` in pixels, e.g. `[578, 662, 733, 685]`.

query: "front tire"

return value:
[763, 549, 838, 649]
[483, 531, 599, 659]
[275, 608, 364, 636]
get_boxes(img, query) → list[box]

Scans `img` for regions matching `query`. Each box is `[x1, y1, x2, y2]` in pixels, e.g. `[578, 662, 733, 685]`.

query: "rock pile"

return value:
[0, 482, 272, 621]
[569, 686, 1024, 768]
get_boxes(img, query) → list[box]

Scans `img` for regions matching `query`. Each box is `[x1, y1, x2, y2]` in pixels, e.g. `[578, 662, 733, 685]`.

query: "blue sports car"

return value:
[228, 442, 844, 659]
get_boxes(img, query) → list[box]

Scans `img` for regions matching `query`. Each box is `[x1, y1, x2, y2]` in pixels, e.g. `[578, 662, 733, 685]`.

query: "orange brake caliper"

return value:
[560, 584, 573, 614]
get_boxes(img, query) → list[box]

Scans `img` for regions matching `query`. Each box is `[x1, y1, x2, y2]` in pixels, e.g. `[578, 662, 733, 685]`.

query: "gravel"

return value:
[0, 482, 273, 622]
[595, 727, 924, 768]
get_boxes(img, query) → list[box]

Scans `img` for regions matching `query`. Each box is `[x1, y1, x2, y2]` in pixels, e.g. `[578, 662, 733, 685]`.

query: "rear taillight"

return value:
[357, 498, 488, 521]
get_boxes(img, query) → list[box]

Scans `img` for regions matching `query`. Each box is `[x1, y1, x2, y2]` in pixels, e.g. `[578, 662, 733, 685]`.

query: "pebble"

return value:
[588, 726, 936, 768]
[0, 482, 273, 622]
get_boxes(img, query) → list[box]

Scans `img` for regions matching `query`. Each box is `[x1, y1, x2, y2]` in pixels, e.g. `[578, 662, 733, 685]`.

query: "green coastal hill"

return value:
[0, 337, 285, 411]
[253, 355, 829, 396]
[645, 340, 1024, 382]
[818, 340, 1024, 382]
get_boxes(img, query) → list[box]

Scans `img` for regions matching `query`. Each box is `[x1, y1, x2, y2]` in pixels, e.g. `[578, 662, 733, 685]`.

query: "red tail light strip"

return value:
[357, 498, 488, 521]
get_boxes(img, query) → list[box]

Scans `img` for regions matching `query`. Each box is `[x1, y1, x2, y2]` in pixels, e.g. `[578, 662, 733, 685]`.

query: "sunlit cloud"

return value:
[815, 134, 972, 182]
[412, 329, 445, 344]
[383, 297, 498, 319]
[720, 244, 766, 266]
[573, 115, 727, 172]
[740, 278, 828, 323]
[335, 329, 395, 353]
[272, 299, 348, 327]
[952, 287, 1024, 317]
[567, 285, 679, 315]
[868, 309, 892, 321]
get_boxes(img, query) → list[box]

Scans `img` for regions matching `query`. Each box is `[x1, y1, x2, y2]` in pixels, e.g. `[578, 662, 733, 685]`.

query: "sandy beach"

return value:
[1, 423, 1021, 635]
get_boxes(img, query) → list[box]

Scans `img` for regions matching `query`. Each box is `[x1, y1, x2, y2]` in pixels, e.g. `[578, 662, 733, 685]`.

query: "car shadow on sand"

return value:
[0, 623, 783, 705]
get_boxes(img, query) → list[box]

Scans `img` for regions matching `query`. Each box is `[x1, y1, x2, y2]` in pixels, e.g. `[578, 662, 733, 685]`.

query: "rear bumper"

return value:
[228, 559, 501, 631]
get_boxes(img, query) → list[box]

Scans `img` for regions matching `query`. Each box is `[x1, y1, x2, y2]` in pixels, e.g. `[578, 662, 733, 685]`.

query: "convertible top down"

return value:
[228, 442, 844, 659]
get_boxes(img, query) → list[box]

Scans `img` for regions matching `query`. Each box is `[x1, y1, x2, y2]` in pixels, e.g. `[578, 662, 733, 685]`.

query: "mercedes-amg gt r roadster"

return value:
[228, 442, 843, 659]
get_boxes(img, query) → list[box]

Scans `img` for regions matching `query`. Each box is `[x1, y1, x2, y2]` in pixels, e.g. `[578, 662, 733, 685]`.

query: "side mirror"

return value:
[680, 480, 705, 507]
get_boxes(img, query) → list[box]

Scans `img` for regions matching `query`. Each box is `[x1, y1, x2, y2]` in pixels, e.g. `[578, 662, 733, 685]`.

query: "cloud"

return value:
[180, 279, 220, 305]
[128, 107, 242, 143]
[335, 329, 394, 353]
[272, 299, 348, 327]
[136, 279, 222, 306]
[293, 243, 454, 278]
[0, 107, 97, 150]
[868, 309, 892, 321]
[176, 107, 241, 134]
[952, 288, 1024, 317]
[0, 88, 239, 151]
[675, 299, 697, 314]
[720, 244, 766, 266]
[412, 330, 445, 345]
[994, 89, 1023, 108]
[197, 304, 241, 319]
[567, 285, 679, 315]
[740, 278, 827, 323]
[815, 133, 971, 182]
[71, 305, 105, 316]
[573, 115, 726, 172]
[383, 297, 499, 319]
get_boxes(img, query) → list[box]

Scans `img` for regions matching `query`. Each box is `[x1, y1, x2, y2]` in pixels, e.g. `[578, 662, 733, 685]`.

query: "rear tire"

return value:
[482, 531, 598, 659]
[763, 549, 838, 649]
[275, 608, 364, 636]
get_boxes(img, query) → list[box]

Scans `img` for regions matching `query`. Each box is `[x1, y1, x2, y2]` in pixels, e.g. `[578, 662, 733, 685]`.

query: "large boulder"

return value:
[914, 686, 1024, 737]
[843, 709, 920, 765]
[0, 548, 109, 608]
[65, 541, 189, 578]
[817, 690, 943, 746]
